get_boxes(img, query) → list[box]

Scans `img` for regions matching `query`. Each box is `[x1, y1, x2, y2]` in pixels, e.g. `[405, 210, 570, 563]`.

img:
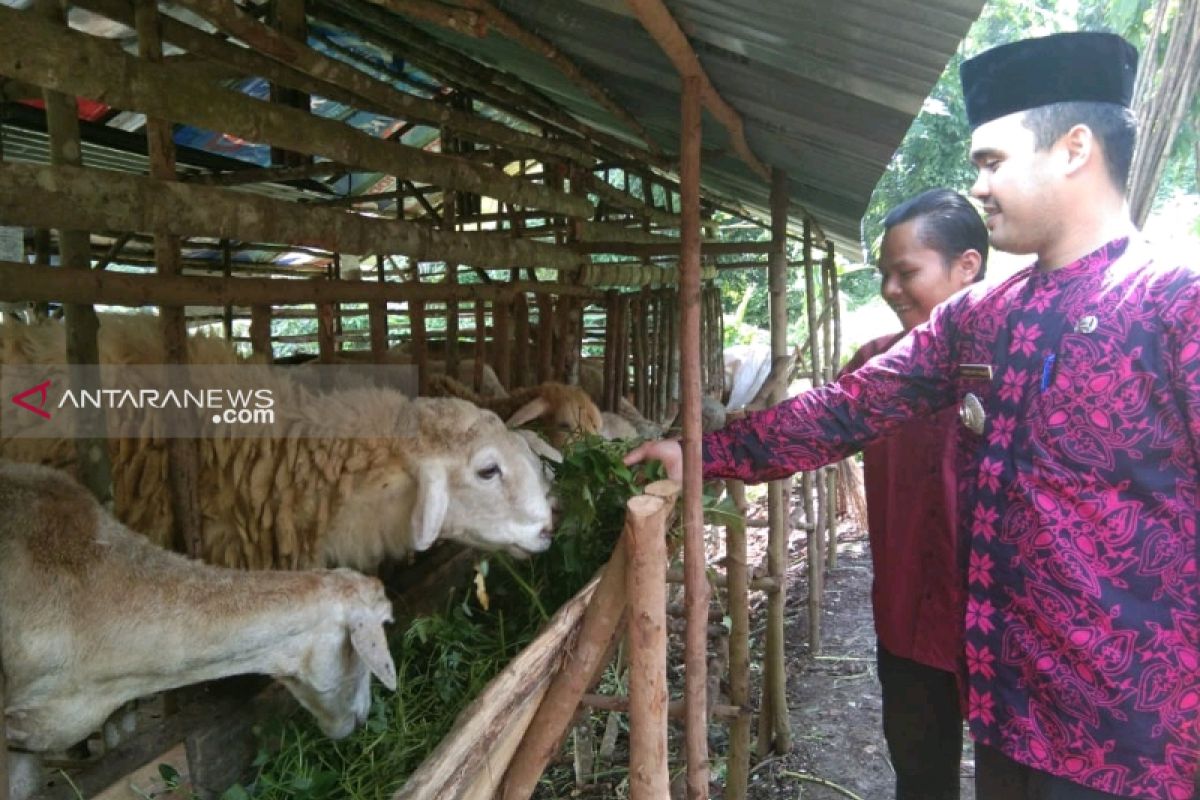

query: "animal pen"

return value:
[0, 0, 980, 797]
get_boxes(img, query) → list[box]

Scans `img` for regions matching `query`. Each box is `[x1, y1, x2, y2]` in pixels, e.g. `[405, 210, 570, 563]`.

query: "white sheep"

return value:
[0, 316, 558, 571]
[0, 460, 397, 796]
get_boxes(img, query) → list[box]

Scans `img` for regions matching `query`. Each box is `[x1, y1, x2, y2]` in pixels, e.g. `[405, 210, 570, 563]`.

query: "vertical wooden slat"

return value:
[473, 299, 486, 391]
[633, 288, 649, 411]
[136, 0, 200, 557]
[494, 291, 512, 389]
[412, 300, 429, 396]
[221, 239, 234, 341]
[679, 73, 710, 800]
[764, 167, 792, 753]
[603, 290, 619, 412]
[369, 300, 388, 360]
[250, 305, 272, 359]
[38, 0, 111, 506]
[512, 291, 530, 388]
[536, 293, 554, 384]
[316, 302, 338, 360]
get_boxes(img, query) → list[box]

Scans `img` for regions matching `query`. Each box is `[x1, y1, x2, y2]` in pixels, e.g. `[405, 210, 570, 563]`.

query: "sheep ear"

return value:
[513, 429, 563, 464]
[349, 616, 397, 691]
[506, 396, 550, 428]
[410, 462, 449, 552]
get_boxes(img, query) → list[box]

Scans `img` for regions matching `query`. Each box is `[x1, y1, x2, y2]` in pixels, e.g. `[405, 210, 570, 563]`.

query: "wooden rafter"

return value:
[362, 0, 487, 37]
[624, 0, 769, 180]
[0, 162, 584, 272]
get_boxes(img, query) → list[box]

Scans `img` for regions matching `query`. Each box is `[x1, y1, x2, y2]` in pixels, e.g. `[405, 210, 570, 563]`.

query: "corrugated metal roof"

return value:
[409, 0, 984, 253]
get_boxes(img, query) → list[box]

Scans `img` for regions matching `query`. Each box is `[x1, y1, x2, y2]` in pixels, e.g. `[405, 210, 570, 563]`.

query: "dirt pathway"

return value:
[745, 532, 976, 800]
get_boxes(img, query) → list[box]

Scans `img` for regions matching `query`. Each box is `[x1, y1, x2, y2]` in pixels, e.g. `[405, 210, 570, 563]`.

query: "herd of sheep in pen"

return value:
[0, 313, 749, 797]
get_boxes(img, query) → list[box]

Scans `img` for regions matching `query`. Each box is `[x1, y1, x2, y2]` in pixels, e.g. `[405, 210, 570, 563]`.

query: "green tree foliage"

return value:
[863, 0, 1199, 255]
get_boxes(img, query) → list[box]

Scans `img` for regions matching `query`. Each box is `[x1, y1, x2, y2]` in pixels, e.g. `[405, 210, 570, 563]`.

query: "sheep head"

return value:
[408, 404, 558, 557]
[276, 569, 397, 740]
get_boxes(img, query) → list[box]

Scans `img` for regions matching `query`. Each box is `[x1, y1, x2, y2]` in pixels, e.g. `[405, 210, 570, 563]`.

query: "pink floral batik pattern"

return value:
[704, 238, 1200, 798]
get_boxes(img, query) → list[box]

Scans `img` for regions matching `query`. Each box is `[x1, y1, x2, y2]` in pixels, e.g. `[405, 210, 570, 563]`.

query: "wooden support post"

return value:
[678, 74, 710, 800]
[136, 0, 202, 558]
[803, 220, 824, 657]
[724, 498, 751, 800]
[764, 167, 792, 754]
[37, 0, 111, 507]
[369, 300, 388, 360]
[603, 290, 619, 412]
[633, 288, 648, 411]
[626, 489, 675, 800]
[249, 305, 272, 359]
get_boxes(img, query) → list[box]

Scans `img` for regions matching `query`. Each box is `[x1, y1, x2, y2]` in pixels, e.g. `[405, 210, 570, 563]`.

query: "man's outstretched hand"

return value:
[623, 438, 684, 484]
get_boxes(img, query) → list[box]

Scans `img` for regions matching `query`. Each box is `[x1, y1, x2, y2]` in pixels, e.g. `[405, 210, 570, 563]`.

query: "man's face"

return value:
[878, 219, 976, 332]
[969, 111, 1061, 256]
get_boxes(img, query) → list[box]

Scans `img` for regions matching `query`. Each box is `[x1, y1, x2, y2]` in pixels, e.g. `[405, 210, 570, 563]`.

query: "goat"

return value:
[0, 461, 397, 794]
[0, 316, 558, 571]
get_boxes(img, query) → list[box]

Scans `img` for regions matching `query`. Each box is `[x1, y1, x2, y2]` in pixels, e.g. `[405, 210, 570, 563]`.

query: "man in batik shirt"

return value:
[628, 32, 1198, 800]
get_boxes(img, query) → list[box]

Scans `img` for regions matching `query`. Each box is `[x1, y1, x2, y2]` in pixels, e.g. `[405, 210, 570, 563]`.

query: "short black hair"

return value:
[882, 189, 989, 281]
[1021, 101, 1136, 191]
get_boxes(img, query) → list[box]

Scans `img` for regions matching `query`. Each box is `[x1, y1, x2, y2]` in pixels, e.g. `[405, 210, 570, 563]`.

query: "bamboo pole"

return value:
[803, 221, 824, 657]
[626, 492, 673, 800]
[0, 163, 583, 273]
[0, 8, 593, 219]
[678, 74, 710, 800]
[573, 240, 773, 257]
[536, 293, 554, 384]
[724, 504, 751, 800]
[37, 0, 112, 508]
[822, 251, 839, 569]
[764, 167, 792, 754]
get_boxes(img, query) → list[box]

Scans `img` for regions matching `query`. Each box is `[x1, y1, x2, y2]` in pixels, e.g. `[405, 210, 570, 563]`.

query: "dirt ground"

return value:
[741, 527, 977, 800]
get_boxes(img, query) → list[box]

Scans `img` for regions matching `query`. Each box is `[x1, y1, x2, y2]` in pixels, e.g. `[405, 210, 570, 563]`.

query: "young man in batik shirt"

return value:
[844, 188, 987, 800]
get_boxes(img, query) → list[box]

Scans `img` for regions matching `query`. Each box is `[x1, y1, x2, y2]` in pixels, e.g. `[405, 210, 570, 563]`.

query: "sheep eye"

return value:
[477, 464, 502, 480]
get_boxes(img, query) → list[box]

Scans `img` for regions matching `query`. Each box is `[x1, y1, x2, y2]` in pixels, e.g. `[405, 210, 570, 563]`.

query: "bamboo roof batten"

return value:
[167, 0, 594, 166]
[0, 163, 583, 272]
[624, 0, 769, 180]
[453, 0, 664, 159]
[0, 7, 591, 219]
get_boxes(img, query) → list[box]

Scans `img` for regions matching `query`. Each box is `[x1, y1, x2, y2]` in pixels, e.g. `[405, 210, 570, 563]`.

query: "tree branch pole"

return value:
[803, 221, 824, 657]
[764, 167, 792, 754]
[678, 73, 710, 800]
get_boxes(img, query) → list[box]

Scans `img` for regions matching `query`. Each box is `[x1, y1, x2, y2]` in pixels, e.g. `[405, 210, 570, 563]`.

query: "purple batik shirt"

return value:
[704, 238, 1200, 799]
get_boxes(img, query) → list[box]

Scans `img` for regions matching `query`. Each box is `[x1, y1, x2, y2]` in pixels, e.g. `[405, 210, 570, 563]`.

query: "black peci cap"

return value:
[960, 32, 1138, 129]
